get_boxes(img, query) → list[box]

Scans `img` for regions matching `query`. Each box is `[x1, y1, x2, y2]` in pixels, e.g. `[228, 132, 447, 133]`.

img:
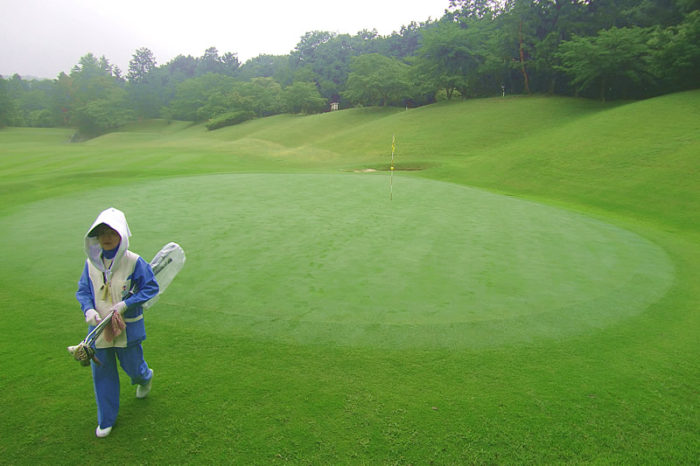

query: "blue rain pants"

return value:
[91, 343, 152, 429]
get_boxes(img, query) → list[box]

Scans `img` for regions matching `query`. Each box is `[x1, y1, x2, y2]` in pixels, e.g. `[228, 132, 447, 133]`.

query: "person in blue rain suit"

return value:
[76, 207, 159, 438]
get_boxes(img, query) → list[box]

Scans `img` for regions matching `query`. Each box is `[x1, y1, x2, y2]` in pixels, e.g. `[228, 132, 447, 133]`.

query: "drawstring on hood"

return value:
[100, 245, 120, 300]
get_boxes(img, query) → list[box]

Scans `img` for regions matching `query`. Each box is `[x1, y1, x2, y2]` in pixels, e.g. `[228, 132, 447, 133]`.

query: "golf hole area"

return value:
[3, 173, 674, 349]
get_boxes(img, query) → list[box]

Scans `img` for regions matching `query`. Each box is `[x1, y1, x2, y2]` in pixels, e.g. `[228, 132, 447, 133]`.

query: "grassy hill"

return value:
[0, 91, 698, 463]
[5, 92, 696, 227]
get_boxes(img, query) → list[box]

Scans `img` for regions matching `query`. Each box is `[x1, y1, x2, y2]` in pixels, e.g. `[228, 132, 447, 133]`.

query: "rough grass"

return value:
[0, 92, 698, 464]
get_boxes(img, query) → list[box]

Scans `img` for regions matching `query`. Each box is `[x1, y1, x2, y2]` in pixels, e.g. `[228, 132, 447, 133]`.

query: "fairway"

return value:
[1, 173, 673, 348]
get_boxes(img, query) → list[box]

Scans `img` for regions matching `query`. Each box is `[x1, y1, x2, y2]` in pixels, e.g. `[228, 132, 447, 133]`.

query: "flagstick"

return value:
[390, 135, 395, 200]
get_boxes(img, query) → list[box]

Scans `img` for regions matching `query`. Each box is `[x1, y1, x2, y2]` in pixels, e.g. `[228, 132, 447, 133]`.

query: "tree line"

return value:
[1, 0, 698, 137]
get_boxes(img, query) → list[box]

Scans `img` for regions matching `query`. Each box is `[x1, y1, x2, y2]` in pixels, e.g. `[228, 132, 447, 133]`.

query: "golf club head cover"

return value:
[68, 343, 101, 366]
[110, 307, 126, 337]
[102, 302, 126, 342]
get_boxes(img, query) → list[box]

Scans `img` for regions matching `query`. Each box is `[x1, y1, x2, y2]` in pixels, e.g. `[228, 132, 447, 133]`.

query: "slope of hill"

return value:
[176, 91, 700, 232]
[1, 92, 698, 232]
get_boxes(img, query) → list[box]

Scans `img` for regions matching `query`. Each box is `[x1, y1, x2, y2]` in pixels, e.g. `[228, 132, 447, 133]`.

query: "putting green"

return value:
[1, 174, 674, 348]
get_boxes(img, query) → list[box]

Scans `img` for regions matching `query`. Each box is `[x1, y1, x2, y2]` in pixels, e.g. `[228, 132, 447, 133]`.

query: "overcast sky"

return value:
[1, 0, 449, 79]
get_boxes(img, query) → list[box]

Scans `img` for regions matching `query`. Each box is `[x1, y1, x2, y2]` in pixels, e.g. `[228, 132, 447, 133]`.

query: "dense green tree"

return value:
[448, 0, 504, 20]
[197, 47, 224, 75]
[4, 75, 28, 126]
[128, 78, 168, 119]
[166, 73, 237, 121]
[154, 55, 199, 116]
[163, 55, 198, 81]
[68, 53, 133, 136]
[290, 31, 358, 102]
[283, 81, 327, 114]
[649, 10, 700, 91]
[0, 77, 17, 127]
[196, 47, 240, 77]
[382, 21, 432, 58]
[70, 53, 119, 103]
[128, 47, 157, 84]
[16, 80, 57, 126]
[126, 47, 164, 118]
[166, 73, 287, 121]
[6, 74, 30, 94]
[71, 87, 133, 138]
[245, 77, 284, 117]
[221, 52, 241, 76]
[586, 0, 688, 29]
[492, 0, 598, 95]
[290, 31, 336, 67]
[556, 26, 656, 100]
[417, 19, 489, 99]
[195, 90, 234, 121]
[343, 54, 412, 106]
[238, 55, 291, 83]
[290, 65, 317, 84]
[51, 72, 73, 126]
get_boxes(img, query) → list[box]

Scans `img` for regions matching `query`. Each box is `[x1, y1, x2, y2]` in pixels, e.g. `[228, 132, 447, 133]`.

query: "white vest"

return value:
[87, 250, 139, 348]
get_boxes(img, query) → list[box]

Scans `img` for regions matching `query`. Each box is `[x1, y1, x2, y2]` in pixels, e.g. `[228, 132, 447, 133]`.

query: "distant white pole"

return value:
[390, 135, 396, 200]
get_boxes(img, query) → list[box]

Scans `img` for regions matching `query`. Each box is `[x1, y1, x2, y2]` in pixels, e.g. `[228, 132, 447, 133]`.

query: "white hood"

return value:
[84, 207, 131, 273]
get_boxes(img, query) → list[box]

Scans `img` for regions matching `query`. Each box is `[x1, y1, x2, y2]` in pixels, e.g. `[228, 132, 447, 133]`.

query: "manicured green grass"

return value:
[0, 173, 674, 349]
[0, 92, 698, 463]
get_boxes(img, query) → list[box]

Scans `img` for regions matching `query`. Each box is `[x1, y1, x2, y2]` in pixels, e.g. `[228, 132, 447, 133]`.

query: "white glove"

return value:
[110, 301, 127, 315]
[85, 309, 101, 326]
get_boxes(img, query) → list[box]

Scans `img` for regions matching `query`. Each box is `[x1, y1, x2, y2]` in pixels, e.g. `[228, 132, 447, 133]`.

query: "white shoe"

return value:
[136, 370, 153, 399]
[96, 425, 112, 438]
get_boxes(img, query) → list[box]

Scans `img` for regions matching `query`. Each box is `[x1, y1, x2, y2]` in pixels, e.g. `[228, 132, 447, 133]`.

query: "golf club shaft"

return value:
[83, 311, 114, 346]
